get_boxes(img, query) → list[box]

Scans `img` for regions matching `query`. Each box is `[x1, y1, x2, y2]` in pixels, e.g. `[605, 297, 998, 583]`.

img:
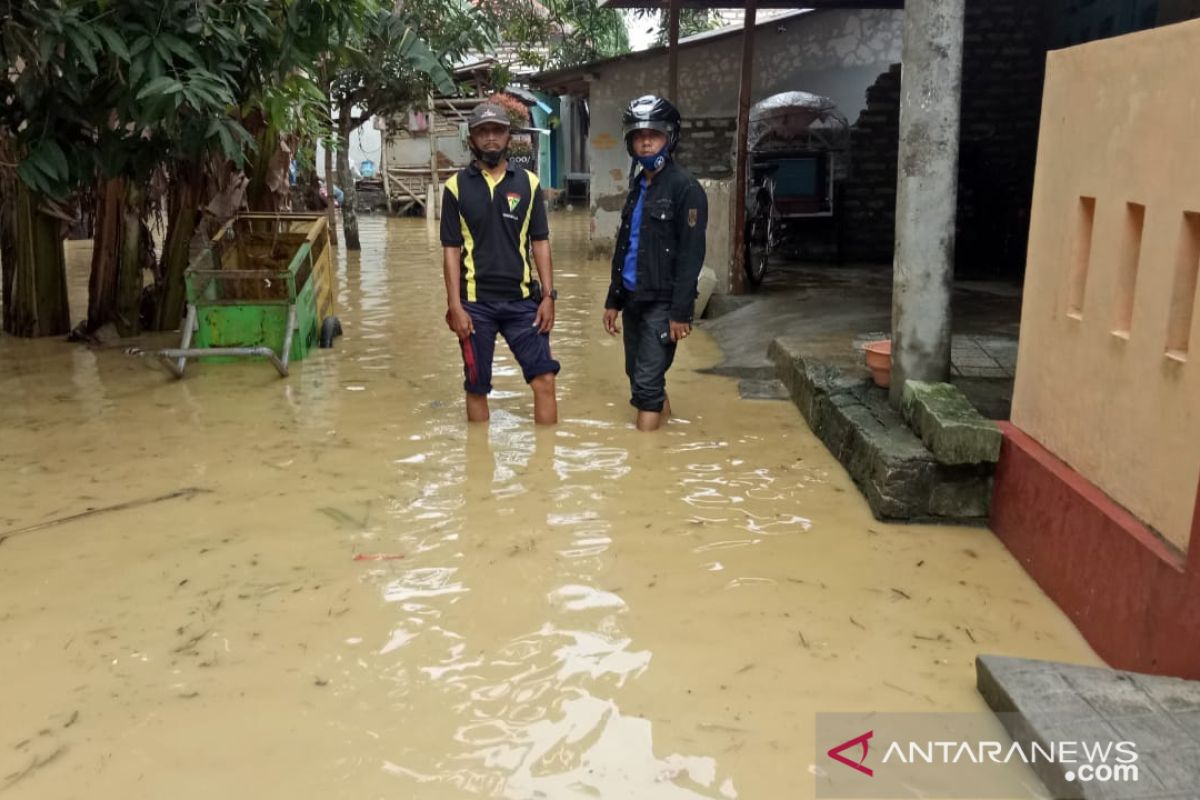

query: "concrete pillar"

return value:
[889, 0, 965, 405]
[560, 96, 575, 176]
[699, 178, 732, 295]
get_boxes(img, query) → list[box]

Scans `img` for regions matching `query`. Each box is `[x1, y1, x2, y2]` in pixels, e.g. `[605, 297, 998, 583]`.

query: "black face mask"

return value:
[471, 143, 507, 168]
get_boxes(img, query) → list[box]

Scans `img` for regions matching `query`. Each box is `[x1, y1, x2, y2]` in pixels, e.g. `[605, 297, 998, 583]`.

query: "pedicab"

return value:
[743, 92, 850, 286]
[157, 212, 341, 378]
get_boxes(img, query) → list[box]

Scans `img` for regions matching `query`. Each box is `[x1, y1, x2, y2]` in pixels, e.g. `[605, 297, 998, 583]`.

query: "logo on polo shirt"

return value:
[506, 193, 521, 212]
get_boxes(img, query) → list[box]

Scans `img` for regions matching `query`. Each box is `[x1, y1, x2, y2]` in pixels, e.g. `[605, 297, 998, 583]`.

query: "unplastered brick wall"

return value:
[840, 64, 901, 264]
[839, 0, 1050, 274]
[956, 0, 1050, 278]
[674, 118, 736, 181]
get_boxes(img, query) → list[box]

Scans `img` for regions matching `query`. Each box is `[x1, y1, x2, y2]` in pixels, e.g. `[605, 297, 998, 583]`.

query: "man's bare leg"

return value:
[531, 374, 558, 425]
[466, 393, 490, 422]
[635, 393, 670, 431]
[636, 410, 662, 431]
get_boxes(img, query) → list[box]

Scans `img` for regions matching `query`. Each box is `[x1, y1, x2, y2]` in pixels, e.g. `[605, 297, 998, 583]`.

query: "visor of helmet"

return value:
[623, 120, 676, 154]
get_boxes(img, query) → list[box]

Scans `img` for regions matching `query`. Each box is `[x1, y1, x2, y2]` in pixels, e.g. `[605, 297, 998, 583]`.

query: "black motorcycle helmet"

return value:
[622, 95, 682, 157]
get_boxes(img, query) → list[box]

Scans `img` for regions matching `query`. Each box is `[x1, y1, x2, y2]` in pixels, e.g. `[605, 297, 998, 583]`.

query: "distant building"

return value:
[532, 9, 904, 258]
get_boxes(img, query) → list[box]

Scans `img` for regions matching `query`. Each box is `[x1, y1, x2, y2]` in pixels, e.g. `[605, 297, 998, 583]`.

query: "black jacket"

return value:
[604, 160, 708, 323]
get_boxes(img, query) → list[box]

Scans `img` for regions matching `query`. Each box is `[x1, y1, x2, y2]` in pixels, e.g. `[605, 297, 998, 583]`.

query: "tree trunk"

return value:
[87, 176, 125, 332]
[116, 182, 146, 337]
[324, 136, 339, 246]
[1, 175, 16, 334]
[152, 163, 205, 331]
[6, 181, 70, 337]
[87, 177, 148, 336]
[243, 109, 283, 212]
[337, 113, 361, 251]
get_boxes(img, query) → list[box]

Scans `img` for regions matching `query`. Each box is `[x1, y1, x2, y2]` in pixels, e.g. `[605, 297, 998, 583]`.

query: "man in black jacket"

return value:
[603, 95, 708, 431]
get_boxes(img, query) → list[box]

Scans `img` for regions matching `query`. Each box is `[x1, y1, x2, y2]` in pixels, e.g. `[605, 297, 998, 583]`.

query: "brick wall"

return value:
[841, 64, 902, 264]
[957, 0, 1050, 278]
[674, 118, 736, 181]
[839, 0, 1050, 277]
[656, 0, 1051, 277]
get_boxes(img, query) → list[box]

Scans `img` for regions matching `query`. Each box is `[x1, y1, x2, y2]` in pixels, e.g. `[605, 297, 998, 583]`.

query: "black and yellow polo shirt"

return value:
[440, 163, 549, 302]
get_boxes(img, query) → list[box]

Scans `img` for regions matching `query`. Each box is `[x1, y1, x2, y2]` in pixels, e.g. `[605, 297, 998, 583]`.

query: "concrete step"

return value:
[978, 654, 1200, 799]
[901, 380, 1002, 465]
[769, 336, 993, 523]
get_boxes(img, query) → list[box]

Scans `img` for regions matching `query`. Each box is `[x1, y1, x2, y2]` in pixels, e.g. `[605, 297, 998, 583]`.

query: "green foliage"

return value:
[633, 8, 724, 48]
[473, 0, 630, 71]
[0, 0, 411, 198]
[548, 0, 630, 68]
[403, 0, 497, 63]
[329, 5, 460, 131]
[2, 1, 275, 195]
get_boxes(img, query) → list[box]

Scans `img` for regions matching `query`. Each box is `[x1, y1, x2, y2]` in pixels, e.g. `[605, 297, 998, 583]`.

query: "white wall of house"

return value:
[385, 132, 471, 169]
[316, 118, 383, 178]
[587, 9, 904, 251]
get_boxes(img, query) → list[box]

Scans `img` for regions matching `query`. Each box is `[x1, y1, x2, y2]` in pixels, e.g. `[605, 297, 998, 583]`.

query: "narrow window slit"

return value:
[1067, 196, 1096, 320]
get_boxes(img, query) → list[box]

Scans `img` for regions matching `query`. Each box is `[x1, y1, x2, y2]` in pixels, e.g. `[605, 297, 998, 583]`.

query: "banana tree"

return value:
[0, 2, 96, 336]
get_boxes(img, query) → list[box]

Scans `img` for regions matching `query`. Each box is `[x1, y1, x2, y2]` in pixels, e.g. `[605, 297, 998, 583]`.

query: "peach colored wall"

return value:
[1012, 20, 1200, 551]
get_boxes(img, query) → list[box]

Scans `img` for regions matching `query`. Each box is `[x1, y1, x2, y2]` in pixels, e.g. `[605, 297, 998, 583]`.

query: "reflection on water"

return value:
[0, 214, 1097, 798]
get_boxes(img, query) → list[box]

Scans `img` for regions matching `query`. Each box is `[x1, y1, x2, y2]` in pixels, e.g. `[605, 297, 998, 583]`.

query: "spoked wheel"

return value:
[744, 213, 771, 288]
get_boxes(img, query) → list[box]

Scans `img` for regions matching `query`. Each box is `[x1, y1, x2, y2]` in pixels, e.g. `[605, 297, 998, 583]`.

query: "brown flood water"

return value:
[0, 213, 1100, 799]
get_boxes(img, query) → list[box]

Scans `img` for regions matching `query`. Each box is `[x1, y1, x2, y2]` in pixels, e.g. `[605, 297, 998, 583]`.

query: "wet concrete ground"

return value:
[0, 213, 1100, 798]
[700, 262, 1023, 419]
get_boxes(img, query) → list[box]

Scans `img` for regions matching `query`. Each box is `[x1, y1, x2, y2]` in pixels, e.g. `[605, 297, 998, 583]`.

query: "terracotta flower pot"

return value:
[863, 340, 892, 388]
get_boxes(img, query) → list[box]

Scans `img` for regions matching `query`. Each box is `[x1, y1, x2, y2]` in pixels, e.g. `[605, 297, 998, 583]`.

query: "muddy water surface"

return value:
[0, 214, 1100, 798]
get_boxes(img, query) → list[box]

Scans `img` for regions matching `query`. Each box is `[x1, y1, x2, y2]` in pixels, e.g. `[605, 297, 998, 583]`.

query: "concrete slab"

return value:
[978, 655, 1200, 800]
[699, 264, 1023, 420]
[901, 380, 1002, 465]
[702, 294, 758, 321]
[737, 379, 790, 401]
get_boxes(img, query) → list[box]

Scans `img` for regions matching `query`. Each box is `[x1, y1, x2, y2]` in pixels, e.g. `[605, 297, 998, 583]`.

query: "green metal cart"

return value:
[158, 213, 339, 378]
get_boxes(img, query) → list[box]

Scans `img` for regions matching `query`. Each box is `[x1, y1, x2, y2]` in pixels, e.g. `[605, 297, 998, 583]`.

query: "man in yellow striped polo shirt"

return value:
[442, 102, 559, 425]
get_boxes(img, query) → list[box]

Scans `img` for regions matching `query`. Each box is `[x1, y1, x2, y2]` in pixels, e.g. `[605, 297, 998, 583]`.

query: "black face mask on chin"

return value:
[472, 145, 507, 168]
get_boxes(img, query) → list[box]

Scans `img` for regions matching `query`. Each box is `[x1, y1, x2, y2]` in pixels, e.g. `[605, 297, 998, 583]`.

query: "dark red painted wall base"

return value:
[991, 423, 1200, 679]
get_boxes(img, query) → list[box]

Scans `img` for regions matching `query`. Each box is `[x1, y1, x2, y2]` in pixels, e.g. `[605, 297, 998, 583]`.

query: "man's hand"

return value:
[446, 305, 474, 340]
[603, 308, 621, 336]
[669, 321, 692, 342]
[533, 297, 555, 333]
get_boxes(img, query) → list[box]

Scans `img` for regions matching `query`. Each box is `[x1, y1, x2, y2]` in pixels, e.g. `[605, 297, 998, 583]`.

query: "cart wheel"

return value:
[320, 316, 343, 348]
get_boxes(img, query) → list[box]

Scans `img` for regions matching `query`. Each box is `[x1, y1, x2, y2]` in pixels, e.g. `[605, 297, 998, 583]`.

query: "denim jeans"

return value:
[622, 300, 676, 412]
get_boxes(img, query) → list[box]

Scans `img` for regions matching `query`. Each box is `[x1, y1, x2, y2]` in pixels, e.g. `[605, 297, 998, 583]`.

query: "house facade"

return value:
[534, 9, 905, 256]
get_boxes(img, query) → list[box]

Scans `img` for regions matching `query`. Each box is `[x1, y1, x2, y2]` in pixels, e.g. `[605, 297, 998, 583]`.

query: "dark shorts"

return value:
[460, 299, 560, 395]
[622, 300, 677, 412]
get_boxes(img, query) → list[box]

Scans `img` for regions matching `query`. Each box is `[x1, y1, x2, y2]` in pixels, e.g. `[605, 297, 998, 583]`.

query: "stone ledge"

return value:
[902, 380, 1002, 465]
[769, 337, 991, 523]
